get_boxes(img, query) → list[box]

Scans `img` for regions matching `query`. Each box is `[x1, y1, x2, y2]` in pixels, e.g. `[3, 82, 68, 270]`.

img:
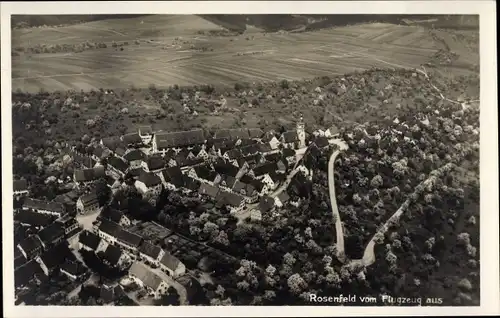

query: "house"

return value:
[161, 166, 185, 190]
[275, 191, 290, 208]
[79, 230, 107, 252]
[73, 166, 106, 187]
[259, 196, 275, 214]
[313, 129, 326, 137]
[142, 155, 165, 173]
[239, 144, 261, 157]
[15, 260, 44, 289]
[280, 131, 298, 148]
[248, 128, 264, 139]
[218, 174, 236, 190]
[215, 191, 246, 213]
[257, 142, 275, 154]
[114, 146, 127, 159]
[100, 244, 131, 268]
[60, 260, 87, 280]
[213, 162, 240, 178]
[115, 229, 143, 253]
[92, 145, 112, 162]
[97, 219, 123, 245]
[36, 243, 76, 276]
[262, 134, 281, 150]
[57, 215, 81, 237]
[252, 162, 278, 180]
[213, 128, 250, 140]
[198, 183, 220, 199]
[73, 153, 96, 169]
[223, 149, 243, 161]
[76, 192, 101, 215]
[182, 175, 201, 193]
[14, 210, 55, 229]
[159, 252, 186, 278]
[194, 147, 209, 160]
[138, 241, 165, 266]
[276, 159, 288, 173]
[13, 179, 29, 197]
[123, 150, 146, 169]
[135, 172, 163, 196]
[193, 165, 219, 184]
[264, 152, 281, 163]
[282, 148, 296, 165]
[53, 190, 79, 213]
[101, 206, 131, 227]
[121, 132, 143, 147]
[37, 222, 65, 248]
[324, 124, 339, 138]
[17, 235, 44, 259]
[313, 136, 330, 148]
[22, 198, 66, 218]
[101, 136, 124, 151]
[250, 209, 262, 222]
[152, 129, 205, 154]
[108, 156, 129, 179]
[129, 262, 169, 299]
[138, 125, 154, 144]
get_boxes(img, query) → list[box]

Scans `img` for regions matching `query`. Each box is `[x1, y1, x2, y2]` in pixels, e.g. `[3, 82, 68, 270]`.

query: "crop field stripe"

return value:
[188, 64, 245, 84]
[195, 61, 275, 82]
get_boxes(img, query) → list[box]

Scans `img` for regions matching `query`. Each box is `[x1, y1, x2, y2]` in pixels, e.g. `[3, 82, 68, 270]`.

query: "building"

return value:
[123, 150, 146, 169]
[108, 156, 129, 179]
[129, 262, 169, 299]
[252, 162, 278, 180]
[198, 183, 220, 199]
[76, 192, 101, 215]
[60, 260, 87, 280]
[250, 209, 262, 222]
[100, 207, 131, 227]
[152, 129, 205, 154]
[138, 241, 165, 266]
[135, 172, 163, 196]
[138, 126, 154, 144]
[192, 165, 219, 184]
[275, 191, 290, 208]
[313, 136, 330, 148]
[280, 131, 298, 149]
[17, 235, 44, 260]
[296, 114, 306, 148]
[100, 244, 131, 268]
[262, 134, 281, 150]
[259, 196, 275, 214]
[121, 132, 143, 147]
[57, 215, 81, 237]
[142, 155, 165, 173]
[73, 166, 106, 187]
[15, 260, 44, 289]
[161, 166, 185, 190]
[13, 179, 29, 197]
[36, 243, 76, 276]
[182, 175, 201, 193]
[324, 124, 339, 138]
[79, 230, 107, 252]
[97, 219, 123, 245]
[215, 191, 246, 213]
[22, 198, 65, 218]
[14, 210, 55, 229]
[159, 253, 186, 278]
[282, 148, 296, 165]
[37, 222, 65, 249]
[115, 229, 143, 253]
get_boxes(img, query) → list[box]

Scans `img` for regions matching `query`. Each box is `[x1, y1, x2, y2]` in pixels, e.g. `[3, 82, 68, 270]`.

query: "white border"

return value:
[1, 1, 498, 317]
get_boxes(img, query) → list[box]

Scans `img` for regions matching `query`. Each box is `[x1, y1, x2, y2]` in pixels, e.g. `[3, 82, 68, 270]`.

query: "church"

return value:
[279, 114, 307, 149]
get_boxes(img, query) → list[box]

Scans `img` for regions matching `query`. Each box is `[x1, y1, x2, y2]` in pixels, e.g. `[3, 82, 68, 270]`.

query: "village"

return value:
[13, 115, 342, 305]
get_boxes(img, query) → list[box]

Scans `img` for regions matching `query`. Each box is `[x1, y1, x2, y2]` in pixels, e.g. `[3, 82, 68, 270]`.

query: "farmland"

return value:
[12, 15, 479, 93]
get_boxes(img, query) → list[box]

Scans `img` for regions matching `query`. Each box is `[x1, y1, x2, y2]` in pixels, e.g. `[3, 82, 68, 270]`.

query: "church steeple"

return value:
[296, 113, 306, 148]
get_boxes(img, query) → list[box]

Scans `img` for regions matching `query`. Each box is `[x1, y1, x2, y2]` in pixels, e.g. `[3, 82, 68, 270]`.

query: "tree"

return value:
[213, 230, 230, 246]
[287, 273, 307, 295]
[95, 178, 111, 206]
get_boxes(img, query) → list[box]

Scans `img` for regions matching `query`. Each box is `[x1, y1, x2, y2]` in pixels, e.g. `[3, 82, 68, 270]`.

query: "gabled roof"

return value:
[101, 136, 123, 150]
[39, 243, 75, 270]
[194, 165, 218, 182]
[15, 210, 55, 228]
[79, 230, 102, 250]
[261, 133, 278, 143]
[269, 171, 286, 183]
[247, 128, 264, 139]
[38, 222, 65, 244]
[101, 244, 123, 265]
[145, 156, 165, 171]
[13, 179, 28, 192]
[183, 175, 201, 191]
[122, 133, 143, 145]
[137, 171, 162, 187]
[238, 138, 259, 147]
[281, 131, 298, 143]
[224, 149, 243, 160]
[139, 241, 163, 259]
[160, 252, 182, 271]
[214, 162, 239, 178]
[78, 192, 99, 207]
[73, 154, 95, 168]
[198, 183, 220, 198]
[114, 147, 127, 157]
[138, 125, 153, 135]
[213, 128, 250, 140]
[23, 198, 65, 214]
[100, 284, 115, 303]
[253, 162, 278, 177]
[282, 148, 296, 158]
[240, 174, 256, 185]
[231, 180, 246, 193]
[116, 229, 143, 247]
[216, 191, 245, 207]
[264, 152, 281, 162]
[108, 156, 129, 173]
[15, 260, 43, 288]
[98, 219, 122, 237]
[18, 235, 43, 255]
[162, 166, 185, 187]
[190, 145, 202, 157]
[277, 191, 290, 204]
[211, 139, 234, 152]
[239, 144, 260, 157]
[257, 143, 273, 153]
[155, 129, 205, 149]
[313, 136, 330, 148]
[259, 196, 275, 212]
[223, 175, 237, 188]
[251, 179, 265, 192]
[60, 260, 87, 276]
[74, 166, 106, 182]
[101, 206, 125, 223]
[129, 262, 164, 290]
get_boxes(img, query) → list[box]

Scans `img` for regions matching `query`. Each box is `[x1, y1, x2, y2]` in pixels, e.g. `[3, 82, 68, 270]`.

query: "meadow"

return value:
[12, 15, 479, 93]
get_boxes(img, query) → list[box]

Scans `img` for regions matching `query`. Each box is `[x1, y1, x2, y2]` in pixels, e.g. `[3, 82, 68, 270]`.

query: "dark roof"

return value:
[216, 191, 245, 207]
[39, 243, 75, 270]
[240, 174, 256, 185]
[223, 175, 237, 188]
[155, 129, 205, 149]
[231, 180, 246, 193]
[183, 175, 201, 191]
[139, 241, 163, 259]
[14, 179, 28, 192]
[251, 179, 265, 192]
[264, 152, 281, 162]
[101, 207, 125, 223]
[282, 148, 296, 157]
[277, 191, 290, 204]
[108, 157, 129, 173]
[74, 166, 106, 182]
[145, 156, 165, 171]
[259, 196, 275, 212]
[23, 198, 65, 214]
[73, 153, 94, 168]
[253, 162, 278, 177]
[79, 230, 102, 250]
[261, 133, 277, 143]
[190, 145, 202, 156]
[224, 149, 243, 160]
[100, 284, 115, 303]
[240, 144, 260, 157]
[101, 136, 123, 150]
[15, 210, 55, 228]
[93, 146, 106, 158]
[214, 162, 239, 178]
[98, 219, 122, 237]
[281, 131, 298, 143]
[257, 143, 273, 153]
[313, 136, 330, 148]
[101, 244, 123, 265]
[269, 171, 286, 183]
[137, 171, 162, 187]
[38, 222, 65, 244]
[194, 165, 218, 182]
[177, 148, 190, 157]
[162, 166, 184, 187]
[160, 252, 181, 271]
[15, 260, 43, 288]
[60, 260, 87, 276]
[116, 229, 143, 247]
[138, 125, 153, 135]
[248, 128, 264, 139]
[122, 133, 143, 145]
[239, 138, 259, 147]
[163, 149, 176, 160]
[198, 183, 220, 198]
[214, 128, 250, 140]
[128, 167, 144, 177]
[212, 139, 234, 152]
[129, 262, 164, 290]
[115, 147, 127, 157]
[79, 192, 99, 207]
[18, 235, 43, 255]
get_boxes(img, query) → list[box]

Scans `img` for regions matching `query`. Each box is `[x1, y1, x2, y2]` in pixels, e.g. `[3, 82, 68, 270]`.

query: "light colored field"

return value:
[12, 20, 479, 93]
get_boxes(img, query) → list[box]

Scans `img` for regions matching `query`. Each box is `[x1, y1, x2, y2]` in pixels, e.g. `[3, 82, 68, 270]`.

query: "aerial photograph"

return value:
[10, 14, 480, 306]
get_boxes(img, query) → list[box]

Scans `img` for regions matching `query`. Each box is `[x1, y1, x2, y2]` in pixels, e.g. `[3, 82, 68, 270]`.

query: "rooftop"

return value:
[123, 150, 146, 162]
[155, 129, 205, 149]
[15, 210, 55, 228]
[160, 252, 182, 271]
[198, 183, 220, 198]
[137, 171, 162, 187]
[73, 166, 106, 182]
[101, 244, 123, 265]
[37, 222, 65, 244]
[129, 262, 164, 290]
[79, 230, 102, 250]
[108, 156, 129, 173]
[116, 229, 143, 247]
[13, 179, 28, 192]
[98, 219, 122, 237]
[138, 241, 163, 259]
[23, 198, 65, 213]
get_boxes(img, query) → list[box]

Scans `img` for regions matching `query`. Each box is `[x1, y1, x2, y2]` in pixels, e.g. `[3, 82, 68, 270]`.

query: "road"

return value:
[76, 210, 100, 231]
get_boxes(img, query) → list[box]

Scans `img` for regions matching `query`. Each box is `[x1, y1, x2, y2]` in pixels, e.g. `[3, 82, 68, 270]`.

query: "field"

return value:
[12, 15, 479, 93]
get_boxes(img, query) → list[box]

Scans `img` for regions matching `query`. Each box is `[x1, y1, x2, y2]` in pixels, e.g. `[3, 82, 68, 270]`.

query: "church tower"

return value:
[296, 113, 306, 148]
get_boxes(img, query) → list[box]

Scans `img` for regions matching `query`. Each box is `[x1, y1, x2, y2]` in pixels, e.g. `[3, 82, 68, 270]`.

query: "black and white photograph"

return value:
[2, 1, 498, 317]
